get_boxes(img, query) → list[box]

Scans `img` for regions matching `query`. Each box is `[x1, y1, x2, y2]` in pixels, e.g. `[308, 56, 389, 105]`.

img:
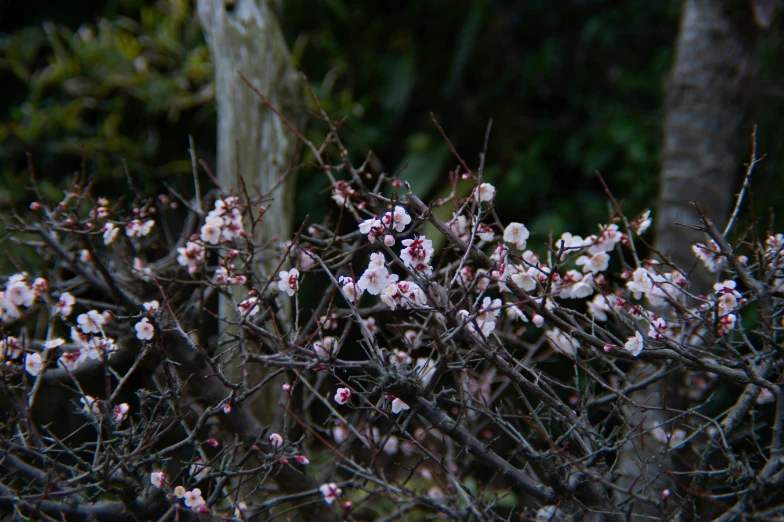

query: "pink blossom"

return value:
[113, 403, 129, 423]
[334, 387, 352, 405]
[313, 337, 338, 358]
[319, 482, 342, 504]
[24, 352, 44, 376]
[400, 237, 434, 275]
[200, 217, 222, 244]
[339, 276, 363, 303]
[183, 488, 205, 509]
[359, 217, 384, 243]
[150, 470, 166, 489]
[126, 219, 154, 237]
[268, 432, 284, 447]
[277, 268, 299, 296]
[102, 223, 119, 245]
[358, 264, 398, 296]
[53, 292, 75, 318]
[380, 280, 427, 310]
[238, 297, 260, 317]
[176, 241, 205, 268]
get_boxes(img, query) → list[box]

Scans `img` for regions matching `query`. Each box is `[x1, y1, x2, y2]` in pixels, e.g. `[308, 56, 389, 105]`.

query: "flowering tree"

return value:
[0, 84, 782, 521]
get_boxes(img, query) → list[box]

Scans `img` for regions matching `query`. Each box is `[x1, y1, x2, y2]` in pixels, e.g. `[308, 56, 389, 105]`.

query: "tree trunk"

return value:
[618, 1, 758, 518]
[197, 0, 298, 430]
[655, 0, 757, 293]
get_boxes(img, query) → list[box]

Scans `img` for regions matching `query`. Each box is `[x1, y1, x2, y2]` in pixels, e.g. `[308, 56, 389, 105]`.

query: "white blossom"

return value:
[623, 331, 644, 357]
[477, 182, 496, 202]
[358, 264, 398, 296]
[503, 222, 530, 250]
[134, 317, 154, 340]
[77, 310, 105, 334]
[319, 482, 342, 504]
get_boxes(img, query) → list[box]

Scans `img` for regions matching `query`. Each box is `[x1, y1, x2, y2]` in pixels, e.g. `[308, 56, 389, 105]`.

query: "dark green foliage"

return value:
[0, 0, 213, 202]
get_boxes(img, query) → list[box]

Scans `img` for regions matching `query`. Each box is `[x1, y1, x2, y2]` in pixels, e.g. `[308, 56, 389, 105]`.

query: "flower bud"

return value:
[282, 383, 291, 392]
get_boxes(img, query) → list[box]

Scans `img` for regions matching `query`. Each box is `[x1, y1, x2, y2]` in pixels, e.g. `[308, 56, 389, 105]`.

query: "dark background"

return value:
[1, 0, 783, 237]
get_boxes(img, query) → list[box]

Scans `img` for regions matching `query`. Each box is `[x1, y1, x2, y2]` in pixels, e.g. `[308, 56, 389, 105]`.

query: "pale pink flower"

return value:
[588, 224, 622, 254]
[176, 241, 205, 268]
[632, 209, 652, 235]
[503, 222, 530, 250]
[77, 310, 105, 334]
[268, 432, 284, 448]
[80, 395, 101, 415]
[391, 205, 412, 232]
[546, 328, 580, 356]
[391, 397, 410, 414]
[6, 276, 34, 308]
[380, 280, 427, 310]
[43, 338, 65, 350]
[53, 292, 75, 318]
[756, 388, 775, 405]
[510, 266, 538, 292]
[313, 337, 338, 358]
[623, 331, 644, 357]
[277, 268, 299, 296]
[102, 223, 119, 245]
[25, 352, 44, 376]
[238, 296, 260, 317]
[339, 276, 363, 303]
[133, 257, 152, 281]
[199, 217, 222, 244]
[400, 236, 434, 275]
[174, 485, 186, 498]
[58, 349, 87, 372]
[319, 483, 342, 505]
[358, 264, 398, 296]
[428, 486, 445, 500]
[587, 294, 611, 322]
[576, 252, 610, 273]
[134, 318, 154, 340]
[333, 423, 349, 443]
[126, 219, 154, 237]
[558, 232, 586, 250]
[142, 300, 160, 312]
[382, 435, 399, 454]
[477, 182, 496, 202]
[692, 241, 723, 272]
[113, 403, 129, 423]
[150, 470, 166, 489]
[183, 488, 205, 509]
[189, 459, 210, 481]
[359, 217, 384, 243]
[334, 387, 352, 405]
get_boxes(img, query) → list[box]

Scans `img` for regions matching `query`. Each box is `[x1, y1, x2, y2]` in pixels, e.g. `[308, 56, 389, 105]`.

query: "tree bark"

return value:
[655, 0, 757, 292]
[197, 0, 298, 430]
[618, 1, 759, 518]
